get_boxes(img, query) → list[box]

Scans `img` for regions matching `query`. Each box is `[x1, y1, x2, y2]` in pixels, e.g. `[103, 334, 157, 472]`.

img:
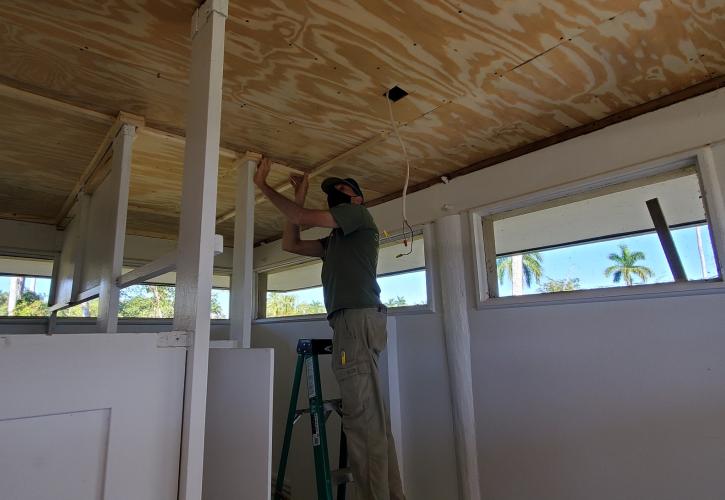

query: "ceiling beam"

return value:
[215, 131, 391, 224]
[55, 111, 145, 227]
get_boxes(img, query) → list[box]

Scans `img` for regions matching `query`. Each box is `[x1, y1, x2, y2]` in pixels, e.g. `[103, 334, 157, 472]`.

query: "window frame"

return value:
[253, 224, 437, 323]
[470, 147, 725, 309]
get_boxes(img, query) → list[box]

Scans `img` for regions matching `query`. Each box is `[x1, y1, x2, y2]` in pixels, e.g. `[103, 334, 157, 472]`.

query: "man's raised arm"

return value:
[281, 173, 324, 257]
[253, 157, 338, 229]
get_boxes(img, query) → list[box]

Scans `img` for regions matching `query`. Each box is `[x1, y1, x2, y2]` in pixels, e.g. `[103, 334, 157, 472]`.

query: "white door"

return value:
[0, 333, 186, 500]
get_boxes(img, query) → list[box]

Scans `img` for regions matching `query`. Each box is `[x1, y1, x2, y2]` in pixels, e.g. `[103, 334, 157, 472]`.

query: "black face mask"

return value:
[327, 189, 352, 208]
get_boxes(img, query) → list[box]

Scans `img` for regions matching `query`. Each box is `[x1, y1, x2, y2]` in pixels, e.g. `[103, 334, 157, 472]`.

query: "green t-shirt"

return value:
[319, 204, 381, 316]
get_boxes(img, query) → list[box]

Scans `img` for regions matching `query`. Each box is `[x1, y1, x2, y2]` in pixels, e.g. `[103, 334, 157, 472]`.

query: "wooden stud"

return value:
[55, 112, 144, 227]
[70, 193, 91, 300]
[229, 155, 257, 347]
[173, 1, 228, 499]
[97, 123, 137, 333]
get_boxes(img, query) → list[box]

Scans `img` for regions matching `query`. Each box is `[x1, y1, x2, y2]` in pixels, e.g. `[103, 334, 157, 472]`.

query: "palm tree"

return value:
[497, 253, 543, 295]
[604, 244, 653, 286]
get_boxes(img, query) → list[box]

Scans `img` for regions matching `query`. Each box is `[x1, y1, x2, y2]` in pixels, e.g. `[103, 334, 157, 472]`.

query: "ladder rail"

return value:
[274, 339, 348, 500]
[274, 355, 305, 500]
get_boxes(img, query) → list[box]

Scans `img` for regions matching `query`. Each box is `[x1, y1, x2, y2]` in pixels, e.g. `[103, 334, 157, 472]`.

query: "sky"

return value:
[1, 224, 718, 316]
[497, 225, 717, 296]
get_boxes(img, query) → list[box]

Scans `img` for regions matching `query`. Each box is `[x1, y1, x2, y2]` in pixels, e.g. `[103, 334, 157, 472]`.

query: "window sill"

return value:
[477, 280, 725, 309]
[252, 304, 434, 324]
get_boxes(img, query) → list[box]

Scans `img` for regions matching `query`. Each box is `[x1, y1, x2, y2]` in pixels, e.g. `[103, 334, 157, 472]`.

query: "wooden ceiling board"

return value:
[0, 0, 196, 83]
[129, 129, 293, 242]
[344, 0, 716, 180]
[0, 93, 109, 222]
[1, 0, 724, 244]
[672, 0, 725, 75]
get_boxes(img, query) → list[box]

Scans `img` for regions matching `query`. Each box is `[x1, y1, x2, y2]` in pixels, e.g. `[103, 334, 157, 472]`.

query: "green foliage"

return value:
[119, 285, 175, 318]
[0, 291, 7, 314]
[604, 244, 654, 286]
[384, 296, 408, 307]
[13, 291, 49, 317]
[497, 253, 544, 288]
[57, 299, 98, 318]
[540, 277, 581, 293]
[266, 292, 326, 317]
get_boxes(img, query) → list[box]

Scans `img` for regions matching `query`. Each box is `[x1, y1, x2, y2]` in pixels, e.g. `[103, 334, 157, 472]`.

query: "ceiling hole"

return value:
[384, 85, 409, 102]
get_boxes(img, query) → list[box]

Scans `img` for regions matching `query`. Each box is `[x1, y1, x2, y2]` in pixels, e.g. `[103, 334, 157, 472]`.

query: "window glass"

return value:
[260, 232, 428, 318]
[488, 168, 720, 297]
[0, 256, 53, 317]
[0, 256, 229, 320]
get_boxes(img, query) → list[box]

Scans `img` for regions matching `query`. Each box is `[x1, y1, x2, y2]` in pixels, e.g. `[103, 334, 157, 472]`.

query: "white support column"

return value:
[70, 192, 91, 300]
[97, 123, 136, 333]
[229, 153, 259, 347]
[434, 214, 481, 500]
[173, 1, 228, 499]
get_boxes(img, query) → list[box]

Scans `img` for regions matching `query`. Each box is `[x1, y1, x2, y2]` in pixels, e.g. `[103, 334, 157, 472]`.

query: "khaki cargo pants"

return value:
[329, 307, 406, 500]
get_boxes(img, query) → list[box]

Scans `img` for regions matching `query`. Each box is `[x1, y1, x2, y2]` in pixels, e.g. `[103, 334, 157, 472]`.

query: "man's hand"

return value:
[289, 173, 309, 204]
[254, 157, 272, 188]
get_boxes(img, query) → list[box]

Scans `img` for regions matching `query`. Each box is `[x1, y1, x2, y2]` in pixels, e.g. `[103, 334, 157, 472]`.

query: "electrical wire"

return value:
[386, 90, 414, 257]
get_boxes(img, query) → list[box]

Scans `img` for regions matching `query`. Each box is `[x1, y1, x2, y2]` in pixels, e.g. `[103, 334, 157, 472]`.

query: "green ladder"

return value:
[274, 338, 350, 500]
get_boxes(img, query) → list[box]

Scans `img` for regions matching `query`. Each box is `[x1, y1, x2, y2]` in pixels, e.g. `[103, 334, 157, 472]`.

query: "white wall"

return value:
[3, 88, 725, 499]
[253, 88, 725, 500]
[469, 294, 725, 500]
[250, 316, 459, 500]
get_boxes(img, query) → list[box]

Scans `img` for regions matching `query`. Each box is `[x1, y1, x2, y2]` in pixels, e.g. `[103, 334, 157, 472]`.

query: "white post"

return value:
[7, 277, 19, 315]
[173, 1, 227, 499]
[434, 214, 481, 500]
[511, 253, 524, 296]
[229, 153, 259, 347]
[97, 123, 136, 333]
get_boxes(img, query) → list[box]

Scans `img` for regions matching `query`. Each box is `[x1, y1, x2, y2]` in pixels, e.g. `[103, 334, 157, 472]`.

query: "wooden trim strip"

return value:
[55, 111, 145, 227]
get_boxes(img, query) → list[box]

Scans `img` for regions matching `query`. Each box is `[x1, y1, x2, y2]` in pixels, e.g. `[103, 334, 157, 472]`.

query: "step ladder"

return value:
[274, 338, 350, 500]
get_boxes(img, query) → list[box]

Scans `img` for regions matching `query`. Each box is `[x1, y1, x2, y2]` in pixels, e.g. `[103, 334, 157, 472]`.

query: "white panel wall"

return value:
[469, 295, 725, 500]
[0, 333, 186, 500]
[203, 346, 274, 500]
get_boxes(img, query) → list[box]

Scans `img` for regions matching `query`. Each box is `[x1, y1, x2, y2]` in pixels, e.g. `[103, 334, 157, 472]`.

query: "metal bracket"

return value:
[191, 0, 228, 38]
[156, 331, 192, 348]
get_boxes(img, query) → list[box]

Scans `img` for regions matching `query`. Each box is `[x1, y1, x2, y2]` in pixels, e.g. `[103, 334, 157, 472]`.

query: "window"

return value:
[0, 255, 229, 319]
[0, 256, 54, 317]
[257, 231, 429, 319]
[478, 165, 721, 299]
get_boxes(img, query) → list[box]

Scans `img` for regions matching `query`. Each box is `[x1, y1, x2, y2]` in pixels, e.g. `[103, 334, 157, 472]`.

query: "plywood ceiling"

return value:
[0, 0, 723, 244]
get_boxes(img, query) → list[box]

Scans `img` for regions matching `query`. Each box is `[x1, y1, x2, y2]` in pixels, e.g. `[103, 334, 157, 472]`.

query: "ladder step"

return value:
[294, 399, 342, 419]
[331, 468, 354, 486]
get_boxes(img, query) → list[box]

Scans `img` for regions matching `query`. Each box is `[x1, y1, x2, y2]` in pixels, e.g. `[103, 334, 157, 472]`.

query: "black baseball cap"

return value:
[321, 177, 364, 198]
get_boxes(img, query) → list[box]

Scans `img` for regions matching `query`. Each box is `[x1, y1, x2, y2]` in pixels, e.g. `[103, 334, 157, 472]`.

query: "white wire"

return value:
[386, 90, 412, 240]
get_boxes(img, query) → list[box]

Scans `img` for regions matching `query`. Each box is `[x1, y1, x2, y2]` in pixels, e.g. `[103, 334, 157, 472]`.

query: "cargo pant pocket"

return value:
[333, 363, 372, 426]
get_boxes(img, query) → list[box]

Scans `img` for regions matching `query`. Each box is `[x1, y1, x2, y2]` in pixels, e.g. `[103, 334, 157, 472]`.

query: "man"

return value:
[253, 157, 405, 500]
